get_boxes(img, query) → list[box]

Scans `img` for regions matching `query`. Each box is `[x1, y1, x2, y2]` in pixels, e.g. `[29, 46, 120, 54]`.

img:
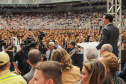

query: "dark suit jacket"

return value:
[23, 67, 35, 83]
[69, 47, 78, 55]
[96, 23, 119, 56]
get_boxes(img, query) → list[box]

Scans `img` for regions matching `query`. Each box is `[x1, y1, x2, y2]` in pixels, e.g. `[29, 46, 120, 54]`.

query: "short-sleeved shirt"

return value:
[13, 50, 29, 75]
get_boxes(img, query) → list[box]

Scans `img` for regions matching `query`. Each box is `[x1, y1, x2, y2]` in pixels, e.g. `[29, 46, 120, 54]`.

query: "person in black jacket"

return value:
[13, 43, 30, 76]
[96, 14, 119, 57]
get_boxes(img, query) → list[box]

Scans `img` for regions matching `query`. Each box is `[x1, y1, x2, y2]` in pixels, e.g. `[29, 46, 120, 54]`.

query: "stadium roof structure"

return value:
[0, 0, 106, 4]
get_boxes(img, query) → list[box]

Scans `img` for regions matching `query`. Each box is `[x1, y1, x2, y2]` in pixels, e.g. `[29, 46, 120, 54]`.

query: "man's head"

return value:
[89, 36, 94, 42]
[28, 31, 32, 37]
[100, 44, 113, 54]
[20, 43, 25, 51]
[86, 46, 98, 60]
[79, 32, 82, 36]
[49, 42, 54, 51]
[102, 14, 113, 26]
[69, 40, 76, 49]
[42, 40, 47, 47]
[0, 52, 10, 71]
[29, 61, 61, 84]
[49, 35, 53, 39]
[66, 40, 71, 48]
[28, 49, 42, 66]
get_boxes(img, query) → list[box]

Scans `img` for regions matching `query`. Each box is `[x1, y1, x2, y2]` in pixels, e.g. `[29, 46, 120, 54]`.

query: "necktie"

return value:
[49, 50, 52, 60]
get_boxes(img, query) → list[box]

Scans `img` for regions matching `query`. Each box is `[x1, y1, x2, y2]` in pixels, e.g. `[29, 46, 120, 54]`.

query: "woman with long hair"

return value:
[51, 48, 80, 84]
[81, 60, 113, 84]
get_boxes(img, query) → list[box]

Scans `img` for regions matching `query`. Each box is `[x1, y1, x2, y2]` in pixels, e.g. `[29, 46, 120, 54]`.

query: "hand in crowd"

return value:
[42, 54, 46, 58]
[16, 68, 22, 74]
[8, 45, 12, 49]
[27, 31, 33, 36]
[30, 32, 34, 36]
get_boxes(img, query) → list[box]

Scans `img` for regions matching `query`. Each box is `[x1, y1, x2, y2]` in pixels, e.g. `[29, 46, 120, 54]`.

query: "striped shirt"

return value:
[0, 70, 27, 84]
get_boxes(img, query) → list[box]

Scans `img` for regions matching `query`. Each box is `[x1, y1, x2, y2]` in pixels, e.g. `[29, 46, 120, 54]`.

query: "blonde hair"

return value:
[55, 40, 59, 43]
[101, 51, 119, 76]
[51, 48, 72, 71]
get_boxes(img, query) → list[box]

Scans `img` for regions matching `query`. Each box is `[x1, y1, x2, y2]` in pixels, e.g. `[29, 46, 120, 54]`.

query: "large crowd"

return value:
[0, 11, 126, 84]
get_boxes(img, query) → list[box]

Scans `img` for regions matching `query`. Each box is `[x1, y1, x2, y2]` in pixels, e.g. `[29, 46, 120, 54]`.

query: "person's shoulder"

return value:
[113, 76, 125, 84]
[57, 45, 62, 48]
[23, 72, 32, 82]
[23, 68, 35, 83]
[75, 80, 81, 84]
[104, 24, 118, 31]
[107, 24, 118, 29]
[15, 50, 22, 55]
[9, 72, 27, 84]
[117, 77, 125, 84]
[122, 63, 126, 70]
[72, 66, 80, 71]
[66, 66, 80, 75]
[73, 47, 78, 52]
[46, 49, 50, 52]
[52, 49, 56, 52]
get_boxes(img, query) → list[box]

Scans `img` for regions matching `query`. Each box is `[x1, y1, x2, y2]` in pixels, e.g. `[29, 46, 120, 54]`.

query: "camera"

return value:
[23, 41, 37, 51]
[28, 28, 32, 31]
[38, 31, 46, 40]
[37, 31, 47, 54]
[0, 40, 6, 52]
[0, 40, 6, 46]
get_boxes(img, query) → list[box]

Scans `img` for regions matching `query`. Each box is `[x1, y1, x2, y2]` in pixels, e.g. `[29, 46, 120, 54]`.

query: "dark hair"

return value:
[0, 62, 8, 71]
[104, 14, 113, 22]
[28, 49, 41, 65]
[28, 28, 32, 31]
[50, 39, 55, 43]
[20, 43, 25, 47]
[35, 61, 61, 84]
[6, 38, 11, 46]
[70, 40, 76, 46]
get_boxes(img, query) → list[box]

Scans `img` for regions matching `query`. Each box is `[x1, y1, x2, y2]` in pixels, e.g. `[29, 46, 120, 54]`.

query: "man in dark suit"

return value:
[69, 40, 78, 56]
[23, 49, 43, 83]
[96, 14, 119, 57]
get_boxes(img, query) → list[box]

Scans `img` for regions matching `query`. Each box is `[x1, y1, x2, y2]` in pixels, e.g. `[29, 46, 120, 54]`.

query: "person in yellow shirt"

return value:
[0, 52, 27, 84]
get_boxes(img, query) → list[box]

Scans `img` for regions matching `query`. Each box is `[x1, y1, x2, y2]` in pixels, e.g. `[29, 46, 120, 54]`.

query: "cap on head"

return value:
[0, 52, 10, 66]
